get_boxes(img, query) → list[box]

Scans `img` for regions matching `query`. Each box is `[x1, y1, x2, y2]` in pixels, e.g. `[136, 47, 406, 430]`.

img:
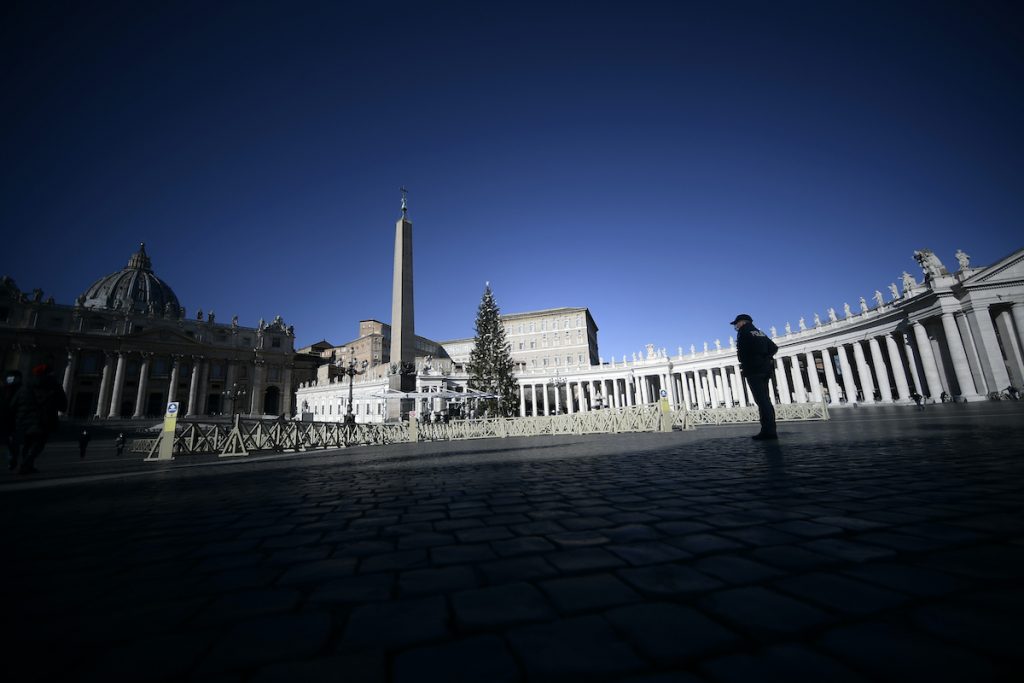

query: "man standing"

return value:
[732, 314, 779, 440]
[12, 363, 68, 474]
[78, 429, 91, 459]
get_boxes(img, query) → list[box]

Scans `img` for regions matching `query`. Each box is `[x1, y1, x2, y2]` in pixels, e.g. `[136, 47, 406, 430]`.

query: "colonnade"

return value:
[60, 349, 292, 419]
[515, 303, 1024, 414]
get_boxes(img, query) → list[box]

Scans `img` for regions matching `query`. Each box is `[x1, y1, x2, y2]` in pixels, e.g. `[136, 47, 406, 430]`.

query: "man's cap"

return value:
[729, 314, 753, 325]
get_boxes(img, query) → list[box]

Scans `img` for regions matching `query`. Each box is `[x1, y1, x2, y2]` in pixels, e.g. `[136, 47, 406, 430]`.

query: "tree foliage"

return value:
[467, 284, 518, 416]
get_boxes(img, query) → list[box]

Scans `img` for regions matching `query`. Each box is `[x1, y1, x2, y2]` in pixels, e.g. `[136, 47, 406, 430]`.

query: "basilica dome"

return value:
[79, 243, 182, 315]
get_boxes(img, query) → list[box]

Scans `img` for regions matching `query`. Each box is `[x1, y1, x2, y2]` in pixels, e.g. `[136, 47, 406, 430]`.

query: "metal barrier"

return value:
[138, 400, 827, 460]
[686, 401, 829, 426]
[418, 404, 686, 441]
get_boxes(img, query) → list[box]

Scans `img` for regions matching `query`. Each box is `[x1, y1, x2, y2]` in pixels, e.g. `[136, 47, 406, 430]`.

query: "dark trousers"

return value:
[20, 433, 48, 469]
[745, 374, 777, 435]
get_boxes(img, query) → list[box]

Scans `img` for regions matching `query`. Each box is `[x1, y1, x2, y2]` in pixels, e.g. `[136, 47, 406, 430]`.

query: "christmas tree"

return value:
[468, 283, 519, 417]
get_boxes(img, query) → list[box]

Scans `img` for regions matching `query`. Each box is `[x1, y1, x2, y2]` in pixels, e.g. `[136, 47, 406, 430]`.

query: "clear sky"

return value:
[2, 1, 1021, 359]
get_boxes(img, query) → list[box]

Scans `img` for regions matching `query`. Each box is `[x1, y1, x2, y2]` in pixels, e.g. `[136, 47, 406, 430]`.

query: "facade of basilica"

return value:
[0, 244, 312, 420]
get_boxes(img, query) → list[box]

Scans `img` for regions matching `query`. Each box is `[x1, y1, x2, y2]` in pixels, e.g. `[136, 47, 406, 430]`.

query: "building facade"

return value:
[440, 307, 600, 374]
[0, 244, 308, 419]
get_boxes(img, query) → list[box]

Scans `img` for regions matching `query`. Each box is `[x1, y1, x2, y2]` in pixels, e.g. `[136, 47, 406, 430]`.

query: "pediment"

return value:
[961, 248, 1024, 287]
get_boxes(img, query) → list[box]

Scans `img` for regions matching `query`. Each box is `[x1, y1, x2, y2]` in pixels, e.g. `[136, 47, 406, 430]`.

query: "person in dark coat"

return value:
[115, 432, 126, 456]
[1, 370, 23, 470]
[732, 314, 779, 440]
[78, 429, 91, 459]
[11, 364, 68, 474]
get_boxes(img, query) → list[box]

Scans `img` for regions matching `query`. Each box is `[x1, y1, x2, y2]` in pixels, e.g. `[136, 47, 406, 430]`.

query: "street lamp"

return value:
[336, 356, 369, 424]
[222, 382, 248, 416]
[548, 370, 567, 415]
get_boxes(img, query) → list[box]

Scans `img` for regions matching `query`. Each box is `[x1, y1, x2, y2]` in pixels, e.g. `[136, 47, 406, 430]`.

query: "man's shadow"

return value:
[757, 438, 786, 478]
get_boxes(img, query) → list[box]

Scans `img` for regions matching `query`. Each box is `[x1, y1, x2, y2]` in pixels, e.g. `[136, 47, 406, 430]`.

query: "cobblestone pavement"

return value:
[3, 403, 1023, 682]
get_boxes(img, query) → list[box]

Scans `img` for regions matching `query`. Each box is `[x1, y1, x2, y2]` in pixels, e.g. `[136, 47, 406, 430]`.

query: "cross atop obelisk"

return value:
[400, 186, 408, 218]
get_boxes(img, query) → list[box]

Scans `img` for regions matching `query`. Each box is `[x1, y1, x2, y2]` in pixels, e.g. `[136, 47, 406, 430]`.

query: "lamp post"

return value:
[336, 356, 369, 424]
[548, 370, 566, 415]
[222, 382, 247, 417]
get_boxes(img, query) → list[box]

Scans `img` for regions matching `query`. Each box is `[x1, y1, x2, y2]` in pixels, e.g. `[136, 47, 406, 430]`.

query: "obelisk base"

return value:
[387, 371, 415, 423]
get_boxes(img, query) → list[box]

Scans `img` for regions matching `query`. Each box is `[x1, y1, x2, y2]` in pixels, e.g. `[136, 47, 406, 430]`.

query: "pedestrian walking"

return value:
[910, 391, 925, 410]
[115, 432, 126, 456]
[78, 429, 91, 459]
[732, 314, 779, 440]
[2, 370, 23, 471]
[11, 363, 67, 474]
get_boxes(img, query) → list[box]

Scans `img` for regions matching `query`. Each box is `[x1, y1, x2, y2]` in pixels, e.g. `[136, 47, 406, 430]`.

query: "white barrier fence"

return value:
[137, 401, 828, 460]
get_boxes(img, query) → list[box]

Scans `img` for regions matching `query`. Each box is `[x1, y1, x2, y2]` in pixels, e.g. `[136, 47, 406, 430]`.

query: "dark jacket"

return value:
[1, 377, 23, 438]
[736, 323, 778, 377]
[11, 374, 68, 437]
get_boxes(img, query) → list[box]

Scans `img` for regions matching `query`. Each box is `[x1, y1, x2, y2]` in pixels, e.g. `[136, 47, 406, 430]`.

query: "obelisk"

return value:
[388, 188, 416, 418]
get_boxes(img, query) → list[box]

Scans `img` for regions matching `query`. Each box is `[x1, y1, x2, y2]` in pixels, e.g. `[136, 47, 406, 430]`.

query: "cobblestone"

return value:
[3, 404, 1022, 681]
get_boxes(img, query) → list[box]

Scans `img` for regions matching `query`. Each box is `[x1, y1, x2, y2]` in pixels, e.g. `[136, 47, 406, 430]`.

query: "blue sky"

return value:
[2, 1, 1021, 359]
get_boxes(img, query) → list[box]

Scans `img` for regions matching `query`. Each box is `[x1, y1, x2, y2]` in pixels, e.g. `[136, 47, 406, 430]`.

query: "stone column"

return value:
[718, 367, 732, 407]
[197, 358, 211, 416]
[804, 352, 821, 402]
[884, 334, 911, 401]
[963, 307, 1011, 393]
[94, 353, 113, 418]
[678, 373, 689, 409]
[554, 382, 562, 413]
[543, 383, 551, 416]
[566, 382, 575, 413]
[186, 356, 202, 417]
[529, 384, 537, 416]
[732, 364, 746, 406]
[912, 321, 945, 399]
[168, 356, 181, 405]
[133, 352, 152, 418]
[250, 359, 265, 416]
[1011, 304, 1024, 366]
[519, 384, 526, 417]
[901, 332, 924, 395]
[774, 357, 792, 404]
[788, 356, 807, 403]
[852, 341, 876, 403]
[941, 312, 981, 398]
[612, 377, 622, 409]
[836, 345, 858, 403]
[579, 381, 590, 411]
[107, 351, 127, 418]
[281, 364, 293, 417]
[821, 348, 841, 404]
[868, 338, 893, 402]
[61, 349, 77, 413]
[688, 375, 698, 408]
[994, 310, 1024, 387]
[956, 315, 988, 395]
